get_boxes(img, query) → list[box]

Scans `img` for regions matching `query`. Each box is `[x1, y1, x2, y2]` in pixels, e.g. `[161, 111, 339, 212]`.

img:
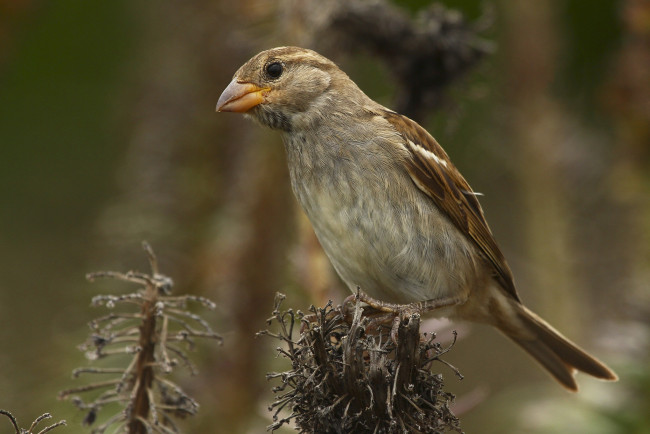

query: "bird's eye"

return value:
[266, 62, 283, 79]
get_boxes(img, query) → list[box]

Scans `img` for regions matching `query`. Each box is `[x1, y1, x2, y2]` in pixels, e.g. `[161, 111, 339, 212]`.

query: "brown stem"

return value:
[127, 285, 158, 433]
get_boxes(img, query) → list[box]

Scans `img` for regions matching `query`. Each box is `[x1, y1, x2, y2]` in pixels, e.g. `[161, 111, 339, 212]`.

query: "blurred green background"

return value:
[1, 0, 648, 432]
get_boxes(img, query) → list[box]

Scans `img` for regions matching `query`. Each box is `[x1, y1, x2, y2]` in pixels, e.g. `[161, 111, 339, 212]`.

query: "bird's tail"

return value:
[496, 301, 618, 391]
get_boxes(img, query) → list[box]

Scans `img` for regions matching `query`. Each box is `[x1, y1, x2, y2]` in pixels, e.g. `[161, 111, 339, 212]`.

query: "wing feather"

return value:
[382, 110, 519, 301]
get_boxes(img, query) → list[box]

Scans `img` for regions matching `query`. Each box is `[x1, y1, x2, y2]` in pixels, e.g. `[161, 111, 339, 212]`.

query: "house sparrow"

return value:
[216, 46, 617, 391]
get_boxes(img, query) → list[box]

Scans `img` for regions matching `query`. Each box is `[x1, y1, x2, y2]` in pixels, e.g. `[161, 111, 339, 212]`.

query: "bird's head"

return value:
[217, 46, 364, 131]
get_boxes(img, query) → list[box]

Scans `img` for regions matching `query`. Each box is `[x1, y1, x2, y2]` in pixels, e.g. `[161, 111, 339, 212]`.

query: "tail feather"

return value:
[499, 303, 618, 391]
[514, 334, 579, 390]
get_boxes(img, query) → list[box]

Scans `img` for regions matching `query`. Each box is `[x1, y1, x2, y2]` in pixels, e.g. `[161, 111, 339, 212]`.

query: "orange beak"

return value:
[216, 80, 270, 113]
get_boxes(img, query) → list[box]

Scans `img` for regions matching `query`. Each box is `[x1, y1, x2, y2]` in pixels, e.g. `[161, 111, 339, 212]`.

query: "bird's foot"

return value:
[342, 288, 463, 342]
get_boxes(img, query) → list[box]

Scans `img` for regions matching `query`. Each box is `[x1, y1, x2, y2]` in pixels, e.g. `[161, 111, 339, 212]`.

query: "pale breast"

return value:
[282, 120, 483, 305]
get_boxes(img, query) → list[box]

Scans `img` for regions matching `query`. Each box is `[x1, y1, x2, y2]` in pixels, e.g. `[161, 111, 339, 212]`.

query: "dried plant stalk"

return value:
[260, 294, 461, 433]
[59, 242, 222, 433]
[0, 410, 66, 434]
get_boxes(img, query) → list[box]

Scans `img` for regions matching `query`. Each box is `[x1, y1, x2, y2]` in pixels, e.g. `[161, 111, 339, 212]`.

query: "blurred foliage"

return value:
[0, 0, 648, 433]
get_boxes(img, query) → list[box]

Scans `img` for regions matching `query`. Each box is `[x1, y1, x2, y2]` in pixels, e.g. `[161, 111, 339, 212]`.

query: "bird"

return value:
[216, 46, 618, 391]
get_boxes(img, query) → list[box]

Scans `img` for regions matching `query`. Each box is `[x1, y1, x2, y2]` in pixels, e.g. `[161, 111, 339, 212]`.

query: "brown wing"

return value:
[382, 110, 519, 302]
